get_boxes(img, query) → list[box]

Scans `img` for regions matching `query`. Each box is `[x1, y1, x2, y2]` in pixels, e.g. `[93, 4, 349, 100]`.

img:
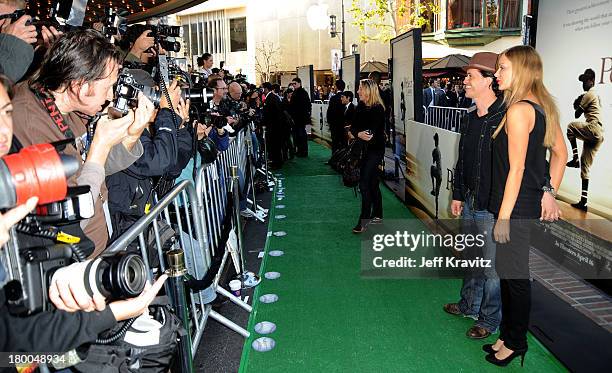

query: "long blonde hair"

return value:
[492, 45, 559, 147]
[359, 79, 385, 110]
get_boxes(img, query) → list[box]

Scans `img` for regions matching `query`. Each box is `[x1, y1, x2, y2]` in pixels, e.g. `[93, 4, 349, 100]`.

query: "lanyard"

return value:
[33, 88, 76, 139]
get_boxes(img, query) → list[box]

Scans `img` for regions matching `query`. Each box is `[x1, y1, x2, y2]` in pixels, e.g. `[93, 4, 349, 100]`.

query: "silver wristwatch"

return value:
[542, 185, 556, 198]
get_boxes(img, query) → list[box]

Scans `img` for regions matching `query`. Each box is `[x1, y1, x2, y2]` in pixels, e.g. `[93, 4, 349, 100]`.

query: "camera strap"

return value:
[33, 88, 76, 139]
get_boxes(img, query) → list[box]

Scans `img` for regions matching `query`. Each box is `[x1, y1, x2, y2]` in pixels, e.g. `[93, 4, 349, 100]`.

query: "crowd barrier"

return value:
[424, 105, 468, 133]
[2, 124, 273, 373]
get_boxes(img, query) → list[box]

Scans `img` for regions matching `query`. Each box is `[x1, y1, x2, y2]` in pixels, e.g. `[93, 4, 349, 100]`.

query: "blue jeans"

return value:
[457, 197, 501, 332]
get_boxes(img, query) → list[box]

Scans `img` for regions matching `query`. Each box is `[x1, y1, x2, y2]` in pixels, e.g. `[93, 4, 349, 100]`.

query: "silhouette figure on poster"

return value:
[430, 133, 442, 219]
[566, 68, 604, 212]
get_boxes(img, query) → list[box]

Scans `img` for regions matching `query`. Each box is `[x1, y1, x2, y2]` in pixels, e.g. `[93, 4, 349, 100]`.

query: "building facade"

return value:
[176, 0, 531, 85]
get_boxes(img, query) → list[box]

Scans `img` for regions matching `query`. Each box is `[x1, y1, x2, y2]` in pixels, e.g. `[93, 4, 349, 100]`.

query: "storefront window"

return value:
[502, 0, 521, 28]
[447, 0, 521, 30]
[447, 0, 482, 29]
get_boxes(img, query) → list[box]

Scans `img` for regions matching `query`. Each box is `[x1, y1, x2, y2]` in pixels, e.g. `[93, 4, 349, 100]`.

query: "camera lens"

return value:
[182, 87, 214, 104]
[98, 253, 147, 300]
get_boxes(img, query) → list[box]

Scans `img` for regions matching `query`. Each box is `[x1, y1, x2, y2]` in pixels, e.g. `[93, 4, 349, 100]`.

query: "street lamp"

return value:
[351, 43, 358, 55]
[328, 0, 346, 58]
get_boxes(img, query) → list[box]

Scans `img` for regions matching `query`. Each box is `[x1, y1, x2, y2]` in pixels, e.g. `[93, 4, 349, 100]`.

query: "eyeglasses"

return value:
[216, 87, 228, 91]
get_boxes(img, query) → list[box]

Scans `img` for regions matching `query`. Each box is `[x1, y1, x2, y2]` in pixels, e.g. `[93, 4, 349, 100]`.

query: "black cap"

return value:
[578, 68, 596, 82]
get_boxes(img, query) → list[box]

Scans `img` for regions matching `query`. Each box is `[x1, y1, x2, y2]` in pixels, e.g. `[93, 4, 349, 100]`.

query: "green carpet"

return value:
[239, 142, 566, 373]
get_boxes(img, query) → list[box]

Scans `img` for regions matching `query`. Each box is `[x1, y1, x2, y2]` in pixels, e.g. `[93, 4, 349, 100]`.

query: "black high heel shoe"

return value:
[485, 348, 527, 367]
[482, 344, 497, 354]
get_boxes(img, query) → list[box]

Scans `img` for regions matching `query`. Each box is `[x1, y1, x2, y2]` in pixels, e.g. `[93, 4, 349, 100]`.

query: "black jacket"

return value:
[106, 108, 189, 234]
[453, 98, 505, 210]
[326, 92, 344, 132]
[0, 288, 116, 355]
[289, 87, 312, 126]
[263, 92, 283, 129]
[350, 102, 386, 152]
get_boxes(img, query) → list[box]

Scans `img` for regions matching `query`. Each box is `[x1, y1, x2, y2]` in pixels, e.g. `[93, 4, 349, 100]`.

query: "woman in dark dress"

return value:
[485, 45, 568, 367]
[351, 79, 386, 233]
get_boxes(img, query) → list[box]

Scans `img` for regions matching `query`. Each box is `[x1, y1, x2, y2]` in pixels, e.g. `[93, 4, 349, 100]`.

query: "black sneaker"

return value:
[352, 224, 366, 234]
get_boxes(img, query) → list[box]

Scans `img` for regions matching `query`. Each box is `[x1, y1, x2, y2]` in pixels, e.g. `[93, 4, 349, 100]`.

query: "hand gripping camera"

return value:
[0, 142, 147, 315]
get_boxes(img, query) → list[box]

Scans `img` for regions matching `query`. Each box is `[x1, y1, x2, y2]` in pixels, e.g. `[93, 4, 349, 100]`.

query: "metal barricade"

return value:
[106, 179, 251, 368]
[424, 105, 468, 133]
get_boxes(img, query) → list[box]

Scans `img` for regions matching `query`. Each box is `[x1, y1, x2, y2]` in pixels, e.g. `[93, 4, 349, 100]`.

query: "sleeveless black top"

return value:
[489, 100, 547, 219]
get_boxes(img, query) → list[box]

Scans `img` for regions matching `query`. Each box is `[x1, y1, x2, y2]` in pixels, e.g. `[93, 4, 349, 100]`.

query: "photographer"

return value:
[197, 53, 214, 80]
[106, 78, 193, 238]
[0, 0, 34, 82]
[0, 73, 167, 355]
[175, 78, 230, 185]
[0, 0, 63, 82]
[11, 30, 150, 260]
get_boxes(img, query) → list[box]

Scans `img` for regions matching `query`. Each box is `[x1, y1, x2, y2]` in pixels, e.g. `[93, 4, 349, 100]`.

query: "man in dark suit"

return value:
[326, 79, 346, 155]
[341, 91, 356, 144]
[289, 77, 312, 157]
[423, 78, 445, 107]
[261, 82, 284, 169]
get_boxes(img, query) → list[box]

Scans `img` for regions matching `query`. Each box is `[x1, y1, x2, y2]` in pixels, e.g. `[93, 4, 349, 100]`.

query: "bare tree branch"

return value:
[255, 41, 281, 83]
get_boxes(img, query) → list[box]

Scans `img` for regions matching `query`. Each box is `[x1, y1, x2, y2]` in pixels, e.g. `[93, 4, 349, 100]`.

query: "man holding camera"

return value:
[0, 0, 62, 82]
[11, 30, 151, 261]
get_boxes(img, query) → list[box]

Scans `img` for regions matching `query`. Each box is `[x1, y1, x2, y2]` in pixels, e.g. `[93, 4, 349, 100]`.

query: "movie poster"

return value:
[297, 65, 314, 103]
[340, 54, 360, 104]
[404, 120, 460, 219]
[536, 0, 612, 218]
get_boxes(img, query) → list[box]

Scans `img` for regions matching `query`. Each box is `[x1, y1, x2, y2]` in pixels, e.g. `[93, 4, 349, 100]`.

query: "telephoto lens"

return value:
[0, 143, 79, 209]
[50, 253, 148, 302]
[182, 87, 214, 104]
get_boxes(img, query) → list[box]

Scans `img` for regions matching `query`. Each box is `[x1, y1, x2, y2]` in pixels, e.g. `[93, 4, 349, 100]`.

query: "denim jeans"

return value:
[457, 196, 501, 332]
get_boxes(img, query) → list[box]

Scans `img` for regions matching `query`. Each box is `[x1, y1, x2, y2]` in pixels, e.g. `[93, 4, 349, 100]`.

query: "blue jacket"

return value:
[106, 109, 189, 232]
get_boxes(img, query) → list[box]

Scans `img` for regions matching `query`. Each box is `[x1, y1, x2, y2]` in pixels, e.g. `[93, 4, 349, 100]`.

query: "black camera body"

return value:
[111, 69, 161, 118]
[4, 241, 146, 315]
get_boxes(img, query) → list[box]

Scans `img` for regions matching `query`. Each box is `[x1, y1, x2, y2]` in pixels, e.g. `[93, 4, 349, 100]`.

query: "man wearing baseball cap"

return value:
[566, 68, 604, 211]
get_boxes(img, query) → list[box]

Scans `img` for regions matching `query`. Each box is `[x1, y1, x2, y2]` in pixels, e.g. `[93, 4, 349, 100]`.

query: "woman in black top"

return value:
[485, 46, 568, 366]
[351, 79, 386, 233]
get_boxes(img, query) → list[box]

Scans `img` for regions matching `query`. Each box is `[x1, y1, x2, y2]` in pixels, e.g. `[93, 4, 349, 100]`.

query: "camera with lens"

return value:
[0, 142, 147, 315]
[0, 0, 88, 36]
[129, 23, 182, 53]
[4, 246, 147, 315]
[101, 7, 128, 42]
[113, 68, 215, 123]
[111, 68, 161, 118]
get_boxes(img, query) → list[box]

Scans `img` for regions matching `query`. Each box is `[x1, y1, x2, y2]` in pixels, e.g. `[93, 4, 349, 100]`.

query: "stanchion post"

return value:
[230, 166, 247, 280]
[245, 132, 260, 214]
[165, 250, 194, 373]
[262, 125, 271, 186]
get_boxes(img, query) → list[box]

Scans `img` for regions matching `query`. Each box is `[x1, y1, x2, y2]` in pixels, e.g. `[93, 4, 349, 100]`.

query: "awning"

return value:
[360, 60, 388, 74]
[423, 54, 470, 70]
